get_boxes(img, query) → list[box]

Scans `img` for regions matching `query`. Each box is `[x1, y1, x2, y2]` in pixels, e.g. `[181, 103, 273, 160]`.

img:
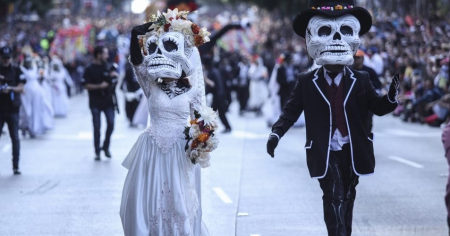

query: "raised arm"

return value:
[365, 73, 398, 116]
[129, 22, 154, 98]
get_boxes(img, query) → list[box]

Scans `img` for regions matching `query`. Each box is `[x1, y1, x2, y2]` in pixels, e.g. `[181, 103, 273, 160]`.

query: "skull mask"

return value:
[144, 32, 195, 80]
[306, 14, 361, 66]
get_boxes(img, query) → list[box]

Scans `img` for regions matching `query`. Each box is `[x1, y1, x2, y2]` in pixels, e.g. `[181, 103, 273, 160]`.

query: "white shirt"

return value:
[323, 69, 350, 151]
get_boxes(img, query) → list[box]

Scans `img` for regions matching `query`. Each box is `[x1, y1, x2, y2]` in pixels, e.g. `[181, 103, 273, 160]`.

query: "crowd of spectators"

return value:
[360, 12, 450, 127]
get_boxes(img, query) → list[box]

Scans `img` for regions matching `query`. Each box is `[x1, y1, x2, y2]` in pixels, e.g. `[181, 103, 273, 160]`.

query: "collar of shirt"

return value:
[323, 67, 346, 86]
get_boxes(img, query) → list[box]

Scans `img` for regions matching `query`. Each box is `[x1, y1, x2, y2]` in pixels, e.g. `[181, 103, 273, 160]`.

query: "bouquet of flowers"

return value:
[184, 107, 219, 168]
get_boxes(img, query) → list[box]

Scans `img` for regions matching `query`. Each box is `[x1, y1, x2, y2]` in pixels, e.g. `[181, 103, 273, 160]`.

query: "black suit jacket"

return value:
[272, 66, 397, 178]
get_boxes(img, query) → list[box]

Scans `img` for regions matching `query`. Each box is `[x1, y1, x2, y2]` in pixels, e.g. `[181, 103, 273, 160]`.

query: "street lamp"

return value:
[131, 0, 150, 14]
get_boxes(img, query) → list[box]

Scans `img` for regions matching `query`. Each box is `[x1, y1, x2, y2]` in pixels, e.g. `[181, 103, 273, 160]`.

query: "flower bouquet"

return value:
[184, 107, 219, 168]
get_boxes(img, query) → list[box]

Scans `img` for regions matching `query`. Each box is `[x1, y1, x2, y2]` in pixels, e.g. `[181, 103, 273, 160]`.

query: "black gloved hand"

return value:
[387, 74, 400, 103]
[130, 22, 153, 65]
[267, 134, 280, 158]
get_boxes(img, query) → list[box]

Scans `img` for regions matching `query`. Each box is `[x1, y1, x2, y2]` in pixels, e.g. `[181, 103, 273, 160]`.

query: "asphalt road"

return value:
[0, 93, 447, 236]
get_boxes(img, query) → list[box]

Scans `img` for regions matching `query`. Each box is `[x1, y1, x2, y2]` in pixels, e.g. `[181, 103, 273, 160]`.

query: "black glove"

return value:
[387, 74, 400, 103]
[130, 22, 154, 65]
[267, 133, 280, 158]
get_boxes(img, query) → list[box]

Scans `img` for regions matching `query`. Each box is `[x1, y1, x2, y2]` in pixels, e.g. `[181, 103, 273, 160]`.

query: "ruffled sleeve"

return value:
[189, 50, 207, 119]
[130, 59, 152, 98]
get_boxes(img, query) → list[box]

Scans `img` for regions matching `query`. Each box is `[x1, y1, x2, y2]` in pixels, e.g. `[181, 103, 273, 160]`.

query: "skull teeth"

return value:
[148, 59, 177, 68]
[320, 45, 351, 55]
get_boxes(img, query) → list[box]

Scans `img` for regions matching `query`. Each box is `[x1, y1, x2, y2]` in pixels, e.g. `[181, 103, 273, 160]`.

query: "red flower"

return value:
[194, 35, 204, 47]
[191, 24, 200, 34]
[164, 23, 171, 32]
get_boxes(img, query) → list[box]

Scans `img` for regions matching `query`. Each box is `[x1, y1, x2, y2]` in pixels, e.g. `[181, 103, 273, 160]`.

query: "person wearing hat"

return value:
[0, 46, 26, 175]
[266, 1, 400, 235]
[352, 49, 382, 132]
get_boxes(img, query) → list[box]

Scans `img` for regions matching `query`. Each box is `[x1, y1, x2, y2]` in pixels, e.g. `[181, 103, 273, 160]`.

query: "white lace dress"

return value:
[120, 62, 209, 236]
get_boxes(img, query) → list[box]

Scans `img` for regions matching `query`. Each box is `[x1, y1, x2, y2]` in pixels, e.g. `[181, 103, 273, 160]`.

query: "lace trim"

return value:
[144, 126, 185, 154]
[158, 80, 192, 99]
[150, 181, 192, 236]
[130, 58, 152, 98]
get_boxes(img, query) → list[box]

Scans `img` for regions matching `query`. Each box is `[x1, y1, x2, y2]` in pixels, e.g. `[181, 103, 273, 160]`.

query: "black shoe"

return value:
[13, 169, 21, 175]
[102, 148, 112, 158]
[94, 154, 101, 161]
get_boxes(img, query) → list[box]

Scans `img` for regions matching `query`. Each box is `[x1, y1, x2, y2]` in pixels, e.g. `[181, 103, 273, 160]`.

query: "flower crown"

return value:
[139, 8, 211, 55]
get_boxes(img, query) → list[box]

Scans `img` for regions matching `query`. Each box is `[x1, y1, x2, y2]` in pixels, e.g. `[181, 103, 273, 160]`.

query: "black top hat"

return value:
[293, 0, 372, 38]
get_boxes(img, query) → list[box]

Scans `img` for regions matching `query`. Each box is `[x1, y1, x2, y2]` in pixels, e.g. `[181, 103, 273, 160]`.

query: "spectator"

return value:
[81, 45, 118, 160]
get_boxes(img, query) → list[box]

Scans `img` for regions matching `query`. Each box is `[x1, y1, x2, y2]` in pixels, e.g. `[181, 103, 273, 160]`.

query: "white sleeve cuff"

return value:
[270, 133, 280, 140]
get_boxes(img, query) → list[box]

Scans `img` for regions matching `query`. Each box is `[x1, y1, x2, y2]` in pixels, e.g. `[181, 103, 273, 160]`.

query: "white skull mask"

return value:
[306, 14, 361, 66]
[144, 32, 195, 80]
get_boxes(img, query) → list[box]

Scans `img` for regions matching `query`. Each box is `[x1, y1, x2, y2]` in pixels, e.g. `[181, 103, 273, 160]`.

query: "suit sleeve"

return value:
[363, 72, 397, 116]
[271, 74, 304, 138]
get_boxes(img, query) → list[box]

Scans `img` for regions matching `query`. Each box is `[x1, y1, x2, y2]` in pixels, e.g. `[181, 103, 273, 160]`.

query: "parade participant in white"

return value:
[19, 57, 54, 137]
[120, 9, 214, 236]
[49, 57, 73, 117]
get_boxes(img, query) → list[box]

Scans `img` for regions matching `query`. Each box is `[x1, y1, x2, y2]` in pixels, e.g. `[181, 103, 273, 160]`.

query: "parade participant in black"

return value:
[203, 58, 232, 133]
[266, 1, 400, 235]
[352, 49, 382, 132]
[0, 46, 25, 175]
[237, 56, 251, 116]
[82, 46, 119, 160]
[121, 61, 142, 127]
[276, 53, 300, 108]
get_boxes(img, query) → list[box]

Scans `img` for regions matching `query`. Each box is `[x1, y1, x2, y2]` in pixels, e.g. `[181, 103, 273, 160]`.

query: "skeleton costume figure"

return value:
[49, 57, 73, 117]
[266, 1, 400, 236]
[120, 9, 211, 236]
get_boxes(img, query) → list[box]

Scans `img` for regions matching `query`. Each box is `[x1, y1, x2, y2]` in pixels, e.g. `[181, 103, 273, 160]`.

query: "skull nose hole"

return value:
[157, 48, 163, 54]
[333, 32, 341, 40]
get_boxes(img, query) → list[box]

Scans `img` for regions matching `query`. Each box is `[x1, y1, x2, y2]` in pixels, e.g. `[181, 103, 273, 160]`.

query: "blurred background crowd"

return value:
[2, 0, 450, 136]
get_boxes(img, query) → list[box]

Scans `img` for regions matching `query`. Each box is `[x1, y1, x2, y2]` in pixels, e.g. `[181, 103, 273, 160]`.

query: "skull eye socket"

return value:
[340, 26, 354, 36]
[163, 39, 179, 52]
[318, 26, 332, 37]
[147, 42, 157, 54]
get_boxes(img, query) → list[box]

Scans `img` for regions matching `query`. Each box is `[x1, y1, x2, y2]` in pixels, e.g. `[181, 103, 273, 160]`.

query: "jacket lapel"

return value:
[343, 67, 356, 106]
[312, 67, 330, 106]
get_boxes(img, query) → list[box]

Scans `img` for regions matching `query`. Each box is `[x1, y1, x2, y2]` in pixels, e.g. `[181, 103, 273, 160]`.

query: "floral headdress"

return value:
[139, 8, 211, 55]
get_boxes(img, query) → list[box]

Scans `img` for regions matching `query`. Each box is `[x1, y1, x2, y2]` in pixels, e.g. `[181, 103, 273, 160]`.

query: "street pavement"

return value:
[0, 93, 448, 236]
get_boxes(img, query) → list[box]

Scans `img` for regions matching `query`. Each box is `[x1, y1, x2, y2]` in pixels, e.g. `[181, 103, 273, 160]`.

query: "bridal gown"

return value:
[120, 62, 209, 236]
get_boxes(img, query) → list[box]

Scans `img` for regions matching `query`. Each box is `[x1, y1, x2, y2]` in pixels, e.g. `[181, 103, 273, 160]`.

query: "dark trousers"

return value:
[318, 144, 359, 236]
[237, 86, 249, 112]
[125, 100, 140, 123]
[212, 98, 231, 130]
[91, 106, 115, 155]
[0, 113, 20, 169]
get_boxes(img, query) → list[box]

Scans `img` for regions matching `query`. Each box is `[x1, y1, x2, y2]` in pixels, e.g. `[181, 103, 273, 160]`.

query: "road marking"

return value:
[388, 156, 424, 169]
[237, 212, 249, 216]
[250, 234, 261, 236]
[213, 187, 233, 203]
[2, 144, 11, 153]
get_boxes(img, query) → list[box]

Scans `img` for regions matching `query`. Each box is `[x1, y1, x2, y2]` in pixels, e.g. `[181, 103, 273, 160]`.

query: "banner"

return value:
[49, 25, 92, 63]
